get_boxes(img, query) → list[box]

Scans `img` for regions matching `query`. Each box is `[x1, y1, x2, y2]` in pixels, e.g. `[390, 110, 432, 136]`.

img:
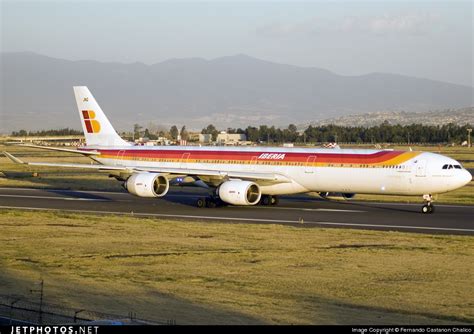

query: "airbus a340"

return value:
[3, 87, 472, 213]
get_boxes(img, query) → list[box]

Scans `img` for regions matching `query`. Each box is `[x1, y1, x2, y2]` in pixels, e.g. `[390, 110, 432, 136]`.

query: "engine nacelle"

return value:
[217, 180, 261, 206]
[125, 173, 169, 198]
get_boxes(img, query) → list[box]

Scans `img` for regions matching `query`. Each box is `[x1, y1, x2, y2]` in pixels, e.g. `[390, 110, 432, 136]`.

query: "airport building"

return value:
[216, 132, 247, 145]
[199, 134, 213, 144]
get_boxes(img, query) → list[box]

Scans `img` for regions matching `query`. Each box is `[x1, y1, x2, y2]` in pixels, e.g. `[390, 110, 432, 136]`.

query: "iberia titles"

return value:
[258, 153, 286, 160]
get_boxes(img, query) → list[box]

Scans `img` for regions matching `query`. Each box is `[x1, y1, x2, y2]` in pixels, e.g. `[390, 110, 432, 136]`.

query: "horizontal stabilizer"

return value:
[3, 151, 129, 171]
[3, 151, 25, 164]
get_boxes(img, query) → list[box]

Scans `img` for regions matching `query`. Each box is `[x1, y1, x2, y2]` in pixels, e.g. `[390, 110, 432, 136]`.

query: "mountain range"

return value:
[305, 108, 474, 128]
[1, 52, 472, 133]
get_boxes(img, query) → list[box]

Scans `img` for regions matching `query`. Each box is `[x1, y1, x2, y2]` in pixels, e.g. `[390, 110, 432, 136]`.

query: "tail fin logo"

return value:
[82, 110, 101, 133]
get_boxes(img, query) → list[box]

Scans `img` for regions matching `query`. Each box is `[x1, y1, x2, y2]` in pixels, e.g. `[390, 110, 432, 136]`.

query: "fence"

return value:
[0, 295, 172, 325]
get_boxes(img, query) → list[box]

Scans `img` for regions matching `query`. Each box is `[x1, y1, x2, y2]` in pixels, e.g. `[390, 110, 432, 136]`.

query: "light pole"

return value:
[468, 129, 472, 148]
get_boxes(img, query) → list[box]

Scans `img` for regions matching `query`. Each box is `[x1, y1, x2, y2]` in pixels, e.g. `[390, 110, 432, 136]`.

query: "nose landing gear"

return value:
[421, 194, 434, 214]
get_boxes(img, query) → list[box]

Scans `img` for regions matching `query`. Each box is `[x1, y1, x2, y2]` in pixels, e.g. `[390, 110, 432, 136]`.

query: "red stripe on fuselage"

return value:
[95, 149, 404, 164]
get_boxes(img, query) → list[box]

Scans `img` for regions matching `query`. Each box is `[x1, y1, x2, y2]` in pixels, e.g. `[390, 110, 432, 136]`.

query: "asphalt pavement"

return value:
[0, 187, 473, 235]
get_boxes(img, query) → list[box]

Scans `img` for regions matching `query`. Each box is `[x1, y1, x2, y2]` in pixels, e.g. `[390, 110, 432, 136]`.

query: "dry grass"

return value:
[1, 209, 473, 324]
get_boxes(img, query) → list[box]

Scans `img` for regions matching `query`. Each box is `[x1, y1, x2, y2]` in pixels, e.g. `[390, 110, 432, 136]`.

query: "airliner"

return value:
[3, 87, 472, 214]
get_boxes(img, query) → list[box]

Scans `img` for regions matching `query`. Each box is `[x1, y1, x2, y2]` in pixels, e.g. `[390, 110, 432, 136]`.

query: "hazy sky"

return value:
[2, 0, 473, 86]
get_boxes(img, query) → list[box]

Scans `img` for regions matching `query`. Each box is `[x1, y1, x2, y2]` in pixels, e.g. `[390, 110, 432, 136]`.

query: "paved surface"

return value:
[0, 187, 473, 235]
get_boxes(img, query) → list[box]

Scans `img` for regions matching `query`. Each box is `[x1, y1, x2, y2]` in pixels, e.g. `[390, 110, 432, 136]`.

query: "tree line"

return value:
[11, 122, 472, 144]
[202, 122, 472, 144]
[10, 128, 83, 137]
[300, 122, 473, 144]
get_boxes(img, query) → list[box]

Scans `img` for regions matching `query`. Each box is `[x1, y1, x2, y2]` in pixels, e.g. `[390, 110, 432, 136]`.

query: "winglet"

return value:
[2, 152, 26, 164]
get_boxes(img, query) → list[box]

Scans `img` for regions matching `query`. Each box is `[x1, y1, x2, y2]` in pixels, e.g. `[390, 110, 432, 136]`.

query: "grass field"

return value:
[1, 209, 473, 325]
[1, 143, 472, 204]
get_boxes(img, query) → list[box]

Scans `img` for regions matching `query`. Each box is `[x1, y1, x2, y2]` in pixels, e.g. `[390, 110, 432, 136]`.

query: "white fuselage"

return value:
[84, 145, 472, 196]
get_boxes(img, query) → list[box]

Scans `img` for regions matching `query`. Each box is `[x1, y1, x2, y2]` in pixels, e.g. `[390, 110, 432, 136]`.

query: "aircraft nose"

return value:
[459, 169, 472, 186]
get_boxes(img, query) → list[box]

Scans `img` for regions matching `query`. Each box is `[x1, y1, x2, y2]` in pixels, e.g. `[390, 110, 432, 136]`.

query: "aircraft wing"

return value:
[2, 152, 129, 171]
[139, 166, 291, 184]
[2, 151, 291, 185]
[11, 144, 100, 156]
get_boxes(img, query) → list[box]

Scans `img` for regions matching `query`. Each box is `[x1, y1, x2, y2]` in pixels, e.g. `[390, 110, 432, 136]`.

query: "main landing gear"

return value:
[421, 194, 435, 214]
[196, 195, 224, 208]
[259, 195, 279, 206]
[196, 195, 280, 208]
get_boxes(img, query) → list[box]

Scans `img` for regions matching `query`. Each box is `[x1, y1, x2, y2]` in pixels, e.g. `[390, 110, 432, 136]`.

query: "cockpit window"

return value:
[443, 164, 462, 170]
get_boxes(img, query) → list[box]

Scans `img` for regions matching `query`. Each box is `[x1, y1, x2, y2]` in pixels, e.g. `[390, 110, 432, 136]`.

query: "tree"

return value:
[288, 124, 297, 133]
[143, 128, 157, 140]
[144, 128, 151, 138]
[133, 124, 143, 139]
[202, 124, 219, 141]
[170, 125, 179, 140]
[180, 126, 188, 141]
[245, 126, 260, 142]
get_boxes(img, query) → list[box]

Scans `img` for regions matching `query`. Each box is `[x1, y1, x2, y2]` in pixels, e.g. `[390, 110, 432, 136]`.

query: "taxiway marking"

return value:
[1, 205, 473, 234]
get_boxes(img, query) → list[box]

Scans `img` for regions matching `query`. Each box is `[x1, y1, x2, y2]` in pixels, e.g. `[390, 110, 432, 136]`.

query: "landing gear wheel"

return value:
[318, 192, 329, 199]
[260, 195, 278, 206]
[196, 198, 206, 208]
[421, 205, 434, 214]
[270, 196, 279, 206]
[421, 194, 435, 214]
[206, 198, 217, 208]
[261, 196, 271, 206]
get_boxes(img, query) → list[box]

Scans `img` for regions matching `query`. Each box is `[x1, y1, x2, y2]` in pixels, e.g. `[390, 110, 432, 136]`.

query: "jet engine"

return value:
[125, 173, 169, 197]
[217, 180, 261, 206]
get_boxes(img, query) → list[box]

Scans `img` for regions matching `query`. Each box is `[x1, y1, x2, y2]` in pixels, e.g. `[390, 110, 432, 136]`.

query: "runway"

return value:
[0, 187, 473, 235]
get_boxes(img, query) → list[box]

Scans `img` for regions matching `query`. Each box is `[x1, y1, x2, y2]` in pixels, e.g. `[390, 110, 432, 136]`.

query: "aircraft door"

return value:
[116, 150, 126, 166]
[415, 159, 427, 177]
[246, 156, 258, 171]
[305, 156, 317, 173]
[180, 153, 190, 169]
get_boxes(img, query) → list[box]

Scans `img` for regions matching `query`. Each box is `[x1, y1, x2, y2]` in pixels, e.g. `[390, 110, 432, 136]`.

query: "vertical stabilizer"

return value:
[73, 86, 130, 147]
